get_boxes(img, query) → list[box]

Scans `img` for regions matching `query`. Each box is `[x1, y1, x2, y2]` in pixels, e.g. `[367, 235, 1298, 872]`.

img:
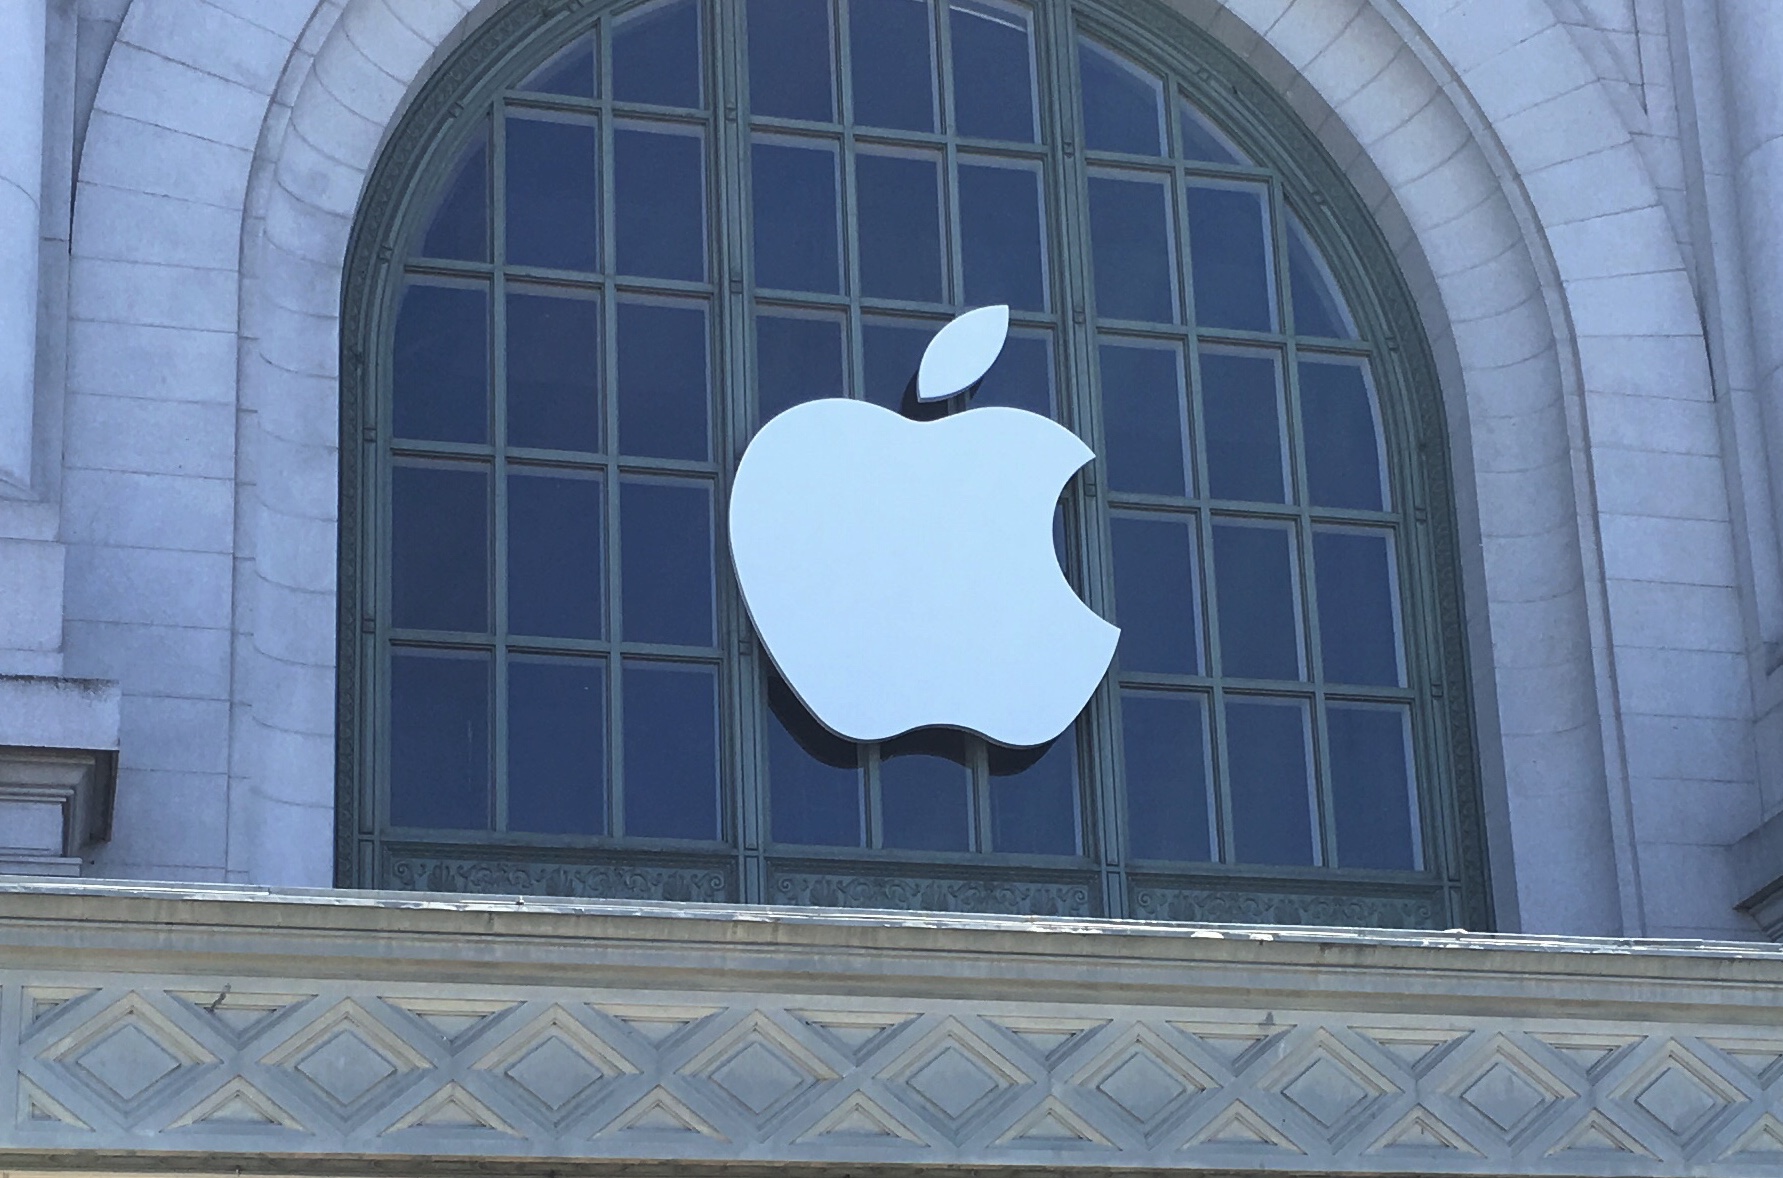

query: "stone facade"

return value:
[3, 0, 1783, 937]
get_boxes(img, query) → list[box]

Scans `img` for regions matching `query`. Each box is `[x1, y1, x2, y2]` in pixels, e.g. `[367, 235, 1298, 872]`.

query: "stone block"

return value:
[65, 393, 235, 479]
[1545, 205, 1680, 281]
[1463, 24, 1597, 119]
[1567, 270, 1701, 338]
[61, 468, 233, 554]
[340, 0, 435, 86]
[1616, 647, 1753, 720]
[77, 111, 252, 210]
[117, 694, 230, 775]
[1260, 0, 1363, 71]
[1639, 841, 1749, 931]
[1606, 579, 1746, 653]
[0, 539, 65, 657]
[1577, 333, 1713, 400]
[272, 126, 366, 219]
[1599, 514, 1739, 587]
[122, 0, 293, 92]
[1592, 448, 1731, 522]
[94, 42, 266, 150]
[70, 256, 237, 333]
[1633, 775, 1763, 847]
[62, 620, 232, 702]
[73, 186, 241, 270]
[1496, 87, 1630, 176]
[1299, 8, 1399, 108]
[254, 502, 337, 594]
[0, 675, 120, 751]
[1585, 389, 1721, 455]
[63, 544, 232, 628]
[252, 580, 335, 669]
[92, 768, 228, 871]
[1522, 143, 1654, 225]
[67, 318, 238, 404]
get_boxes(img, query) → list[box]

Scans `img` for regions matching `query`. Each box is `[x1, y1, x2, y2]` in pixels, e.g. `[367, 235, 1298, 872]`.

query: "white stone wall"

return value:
[5, 0, 1779, 938]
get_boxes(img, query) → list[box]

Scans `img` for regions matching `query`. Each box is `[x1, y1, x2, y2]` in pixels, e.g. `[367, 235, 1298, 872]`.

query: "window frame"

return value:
[339, 0, 1493, 931]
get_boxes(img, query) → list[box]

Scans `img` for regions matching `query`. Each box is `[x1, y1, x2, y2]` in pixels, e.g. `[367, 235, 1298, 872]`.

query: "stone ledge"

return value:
[1, 882, 1782, 1175]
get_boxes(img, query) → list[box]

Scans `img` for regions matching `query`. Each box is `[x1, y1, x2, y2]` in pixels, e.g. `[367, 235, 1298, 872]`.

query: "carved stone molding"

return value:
[2, 881, 1783, 1176]
[0, 746, 115, 877]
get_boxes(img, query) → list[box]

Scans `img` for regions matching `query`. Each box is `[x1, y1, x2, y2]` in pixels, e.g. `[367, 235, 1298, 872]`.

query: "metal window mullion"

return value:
[601, 85, 625, 839]
[490, 101, 513, 836]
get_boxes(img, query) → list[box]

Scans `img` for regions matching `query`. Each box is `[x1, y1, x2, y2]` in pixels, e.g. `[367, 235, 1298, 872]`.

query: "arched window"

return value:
[340, 0, 1490, 929]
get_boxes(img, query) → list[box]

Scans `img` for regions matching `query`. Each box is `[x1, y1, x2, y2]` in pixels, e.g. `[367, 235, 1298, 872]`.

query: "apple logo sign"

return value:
[728, 305, 1119, 748]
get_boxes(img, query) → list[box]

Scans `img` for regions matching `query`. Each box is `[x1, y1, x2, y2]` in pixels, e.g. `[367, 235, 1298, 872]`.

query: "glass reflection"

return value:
[507, 471, 602, 640]
[1079, 37, 1163, 155]
[614, 125, 706, 281]
[1111, 514, 1201, 674]
[1121, 690, 1211, 861]
[949, 0, 1036, 141]
[1186, 183, 1274, 332]
[1225, 698, 1315, 865]
[850, 0, 935, 131]
[613, 0, 702, 108]
[767, 671, 863, 846]
[519, 35, 596, 99]
[1201, 348, 1286, 503]
[505, 116, 599, 273]
[1300, 358, 1386, 510]
[752, 139, 840, 293]
[856, 150, 944, 302]
[392, 463, 487, 633]
[616, 299, 709, 460]
[623, 661, 719, 838]
[959, 161, 1047, 311]
[1089, 174, 1176, 323]
[508, 657, 605, 835]
[972, 332, 1052, 417]
[1212, 521, 1302, 681]
[1313, 528, 1402, 687]
[990, 728, 1080, 855]
[390, 650, 490, 830]
[620, 478, 714, 647]
[1100, 341, 1188, 497]
[1177, 96, 1246, 165]
[757, 311, 846, 422]
[1287, 213, 1355, 338]
[506, 291, 599, 452]
[419, 124, 487, 261]
[394, 282, 487, 444]
[1329, 704, 1418, 870]
[748, 0, 834, 122]
[880, 729, 971, 851]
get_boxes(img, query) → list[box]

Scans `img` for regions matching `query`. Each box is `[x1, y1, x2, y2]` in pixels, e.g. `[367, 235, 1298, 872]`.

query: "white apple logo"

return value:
[728, 306, 1119, 747]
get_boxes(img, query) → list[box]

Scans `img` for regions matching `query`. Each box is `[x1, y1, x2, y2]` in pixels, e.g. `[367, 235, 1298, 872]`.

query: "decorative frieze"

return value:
[1, 881, 1782, 1176]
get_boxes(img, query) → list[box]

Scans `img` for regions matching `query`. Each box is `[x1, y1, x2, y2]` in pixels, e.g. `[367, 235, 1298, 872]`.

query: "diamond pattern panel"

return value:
[5, 979, 1782, 1175]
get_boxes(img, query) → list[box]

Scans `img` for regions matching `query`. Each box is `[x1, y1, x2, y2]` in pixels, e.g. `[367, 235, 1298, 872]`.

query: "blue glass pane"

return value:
[752, 139, 840, 293]
[620, 478, 714, 647]
[1089, 174, 1176, 323]
[1288, 215, 1355, 338]
[949, 0, 1035, 141]
[1212, 522, 1301, 681]
[393, 282, 487, 444]
[972, 332, 1052, 417]
[622, 661, 719, 839]
[1111, 514, 1200, 674]
[507, 657, 606, 835]
[392, 463, 488, 633]
[850, 0, 935, 131]
[419, 124, 488, 261]
[613, 0, 702, 108]
[1186, 184, 1275, 332]
[1201, 349, 1286, 503]
[390, 650, 490, 830]
[989, 726, 1080, 856]
[1300, 359, 1385, 510]
[856, 151, 944, 302]
[757, 311, 845, 422]
[767, 672, 863, 846]
[505, 116, 599, 272]
[1121, 690, 1211, 861]
[614, 126, 706, 281]
[506, 291, 599, 452]
[862, 318, 932, 411]
[880, 729, 971, 851]
[1329, 704, 1418, 870]
[1314, 529, 1402, 687]
[959, 161, 1046, 311]
[748, 0, 834, 121]
[617, 299, 709, 460]
[1225, 698, 1314, 866]
[1079, 37, 1163, 155]
[1100, 341, 1188, 497]
[519, 35, 596, 98]
[508, 471, 602, 640]
[1177, 96, 1244, 165]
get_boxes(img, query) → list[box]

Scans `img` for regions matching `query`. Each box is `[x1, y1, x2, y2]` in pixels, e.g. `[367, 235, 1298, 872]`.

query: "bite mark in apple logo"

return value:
[728, 306, 1120, 748]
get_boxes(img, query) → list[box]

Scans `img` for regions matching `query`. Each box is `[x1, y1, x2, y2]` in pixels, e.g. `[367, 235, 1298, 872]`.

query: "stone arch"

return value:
[67, 0, 1737, 933]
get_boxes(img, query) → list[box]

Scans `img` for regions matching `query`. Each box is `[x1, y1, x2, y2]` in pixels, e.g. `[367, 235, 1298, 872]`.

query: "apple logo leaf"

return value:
[917, 304, 1010, 402]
